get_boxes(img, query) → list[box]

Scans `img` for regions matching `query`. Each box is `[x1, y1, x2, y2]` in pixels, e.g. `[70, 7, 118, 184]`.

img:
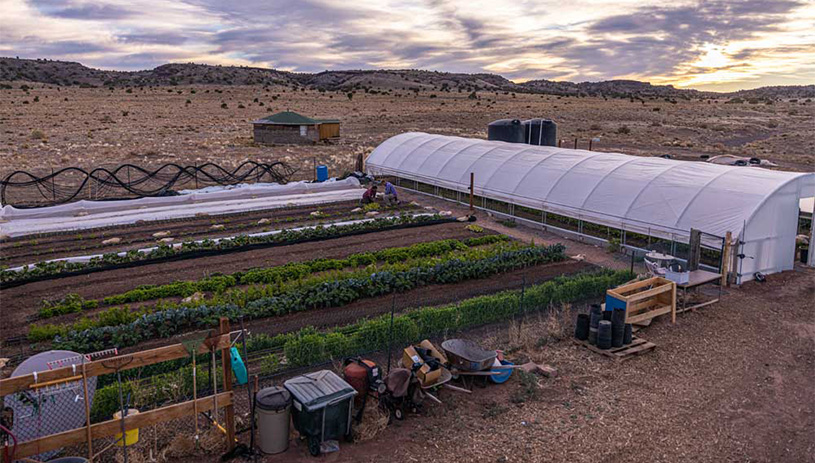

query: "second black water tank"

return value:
[523, 119, 557, 146]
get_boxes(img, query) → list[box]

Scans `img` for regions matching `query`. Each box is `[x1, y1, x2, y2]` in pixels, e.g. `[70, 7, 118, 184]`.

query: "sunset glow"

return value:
[1, 0, 813, 91]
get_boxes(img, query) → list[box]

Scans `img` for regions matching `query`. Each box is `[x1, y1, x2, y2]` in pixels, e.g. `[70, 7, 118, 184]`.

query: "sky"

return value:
[1, 0, 814, 91]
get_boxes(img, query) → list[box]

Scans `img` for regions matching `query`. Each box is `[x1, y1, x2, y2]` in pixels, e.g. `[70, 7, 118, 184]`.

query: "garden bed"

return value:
[0, 222, 489, 354]
[0, 201, 420, 266]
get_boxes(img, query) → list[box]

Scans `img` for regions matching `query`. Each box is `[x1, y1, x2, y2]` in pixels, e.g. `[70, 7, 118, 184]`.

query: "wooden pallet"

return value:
[572, 336, 656, 362]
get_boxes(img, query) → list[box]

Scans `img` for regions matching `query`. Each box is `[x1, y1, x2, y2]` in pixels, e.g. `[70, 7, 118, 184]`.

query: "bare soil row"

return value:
[1, 201, 418, 266]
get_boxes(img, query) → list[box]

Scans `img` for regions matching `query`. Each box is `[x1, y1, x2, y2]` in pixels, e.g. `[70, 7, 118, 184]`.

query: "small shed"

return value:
[253, 111, 340, 145]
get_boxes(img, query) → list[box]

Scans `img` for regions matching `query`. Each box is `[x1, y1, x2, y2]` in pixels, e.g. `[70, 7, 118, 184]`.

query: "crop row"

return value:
[87, 268, 633, 422]
[30, 237, 517, 340]
[50, 243, 567, 351]
[0, 214, 446, 286]
[37, 234, 508, 318]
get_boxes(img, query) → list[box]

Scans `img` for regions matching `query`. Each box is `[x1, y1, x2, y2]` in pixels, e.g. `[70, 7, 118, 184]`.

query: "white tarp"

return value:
[367, 132, 815, 281]
[0, 178, 362, 238]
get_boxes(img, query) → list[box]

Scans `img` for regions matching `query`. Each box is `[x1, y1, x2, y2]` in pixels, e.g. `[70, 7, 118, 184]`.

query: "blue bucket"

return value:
[489, 359, 514, 384]
[316, 165, 328, 182]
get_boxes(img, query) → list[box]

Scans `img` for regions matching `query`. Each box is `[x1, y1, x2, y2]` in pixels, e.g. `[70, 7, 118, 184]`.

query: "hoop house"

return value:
[367, 133, 815, 282]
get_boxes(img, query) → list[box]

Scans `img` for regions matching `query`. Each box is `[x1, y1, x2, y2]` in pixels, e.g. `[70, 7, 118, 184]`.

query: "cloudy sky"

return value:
[2, 0, 814, 91]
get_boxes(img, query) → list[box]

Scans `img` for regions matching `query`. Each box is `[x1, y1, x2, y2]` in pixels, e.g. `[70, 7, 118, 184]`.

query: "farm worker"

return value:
[383, 181, 399, 206]
[361, 185, 378, 204]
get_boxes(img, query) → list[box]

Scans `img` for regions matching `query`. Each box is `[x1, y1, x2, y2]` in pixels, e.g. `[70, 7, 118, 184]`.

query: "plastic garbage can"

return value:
[256, 386, 292, 454]
[284, 370, 357, 456]
[316, 165, 328, 182]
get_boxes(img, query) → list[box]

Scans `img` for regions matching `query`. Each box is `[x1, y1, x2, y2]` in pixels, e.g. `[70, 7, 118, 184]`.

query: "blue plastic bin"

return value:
[316, 165, 328, 182]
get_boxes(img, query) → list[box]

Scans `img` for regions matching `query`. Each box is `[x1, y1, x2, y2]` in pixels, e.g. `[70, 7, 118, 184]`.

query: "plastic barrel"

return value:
[623, 324, 633, 345]
[588, 305, 602, 345]
[113, 409, 140, 446]
[575, 314, 590, 340]
[611, 308, 625, 348]
[603, 310, 612, 322]
[256, 387, 292, 454]
[597, 321, 613, 350]
[316, 165, 328, 182]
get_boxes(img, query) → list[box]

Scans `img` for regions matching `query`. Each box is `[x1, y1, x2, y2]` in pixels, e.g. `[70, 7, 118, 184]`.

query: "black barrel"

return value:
[588, 304, 602, 345]
[597, 321, 613, 350]
[488, 119, 525, 143]
[522, 119, 557, 146]
[611, 308, 626, 347]
[602, 310, 612, 322]
[623, 324, 633, 345]
[575, 314, 590, 340]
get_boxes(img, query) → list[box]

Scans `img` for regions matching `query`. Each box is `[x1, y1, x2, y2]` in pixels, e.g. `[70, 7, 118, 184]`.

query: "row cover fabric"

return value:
[367, 133, 815, 280]
[1, 178, 362, 238]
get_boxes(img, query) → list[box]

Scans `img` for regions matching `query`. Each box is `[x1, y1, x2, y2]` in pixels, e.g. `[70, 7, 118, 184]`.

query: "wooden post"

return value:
[671, 281, 677, 324]
[722, 231, 732, 287]
[688, 228, 701, 271]
[469, 172, 474, 214]
[219, 317, 236, 452]
[81, 362, 93, 460]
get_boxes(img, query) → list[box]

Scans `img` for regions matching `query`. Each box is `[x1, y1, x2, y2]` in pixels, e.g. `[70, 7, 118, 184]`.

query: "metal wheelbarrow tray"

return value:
[441, 339, 497, 371]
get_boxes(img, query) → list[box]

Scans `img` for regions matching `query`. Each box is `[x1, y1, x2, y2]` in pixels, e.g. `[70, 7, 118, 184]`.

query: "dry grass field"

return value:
[1, 84, 814, 181]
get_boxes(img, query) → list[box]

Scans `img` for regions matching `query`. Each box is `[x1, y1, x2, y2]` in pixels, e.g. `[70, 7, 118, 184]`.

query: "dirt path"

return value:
[0, 222, 478, 339]
[258, 267, 814, 463]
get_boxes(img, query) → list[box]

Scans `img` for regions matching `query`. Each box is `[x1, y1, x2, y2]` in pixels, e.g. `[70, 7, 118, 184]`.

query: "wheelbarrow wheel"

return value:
[307, 436, 321, 456]
[394, 408, 404, 421]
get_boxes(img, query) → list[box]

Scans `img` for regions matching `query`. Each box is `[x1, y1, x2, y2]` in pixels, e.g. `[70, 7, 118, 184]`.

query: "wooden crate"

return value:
[606, 276, 676, 325]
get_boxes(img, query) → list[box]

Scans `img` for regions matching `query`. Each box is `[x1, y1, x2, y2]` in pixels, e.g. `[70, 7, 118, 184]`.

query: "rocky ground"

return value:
[1, 83, 813, 188]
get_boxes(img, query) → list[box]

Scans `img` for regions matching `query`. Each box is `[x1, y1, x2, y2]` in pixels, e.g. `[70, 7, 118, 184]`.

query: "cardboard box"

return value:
[417, 364, 442, 386]
[417, 339, 448, 364]
[402, 346, 422, 370]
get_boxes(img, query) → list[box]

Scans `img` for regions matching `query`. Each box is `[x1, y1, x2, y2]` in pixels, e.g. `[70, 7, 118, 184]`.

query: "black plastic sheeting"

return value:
[0, 217, 457, 290]
[1, 161, 297, 208]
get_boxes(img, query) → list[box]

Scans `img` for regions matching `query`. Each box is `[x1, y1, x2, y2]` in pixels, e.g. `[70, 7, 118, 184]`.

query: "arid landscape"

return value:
[1, 59, 814, 185]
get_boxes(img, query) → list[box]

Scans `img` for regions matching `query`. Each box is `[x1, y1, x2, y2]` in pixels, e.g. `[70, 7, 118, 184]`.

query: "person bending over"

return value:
[383, 181, 400, 206]
[361, 185, 378, 204]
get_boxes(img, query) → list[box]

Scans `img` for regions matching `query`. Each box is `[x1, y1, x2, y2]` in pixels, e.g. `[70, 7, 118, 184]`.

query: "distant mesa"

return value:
[0, 57, 812, 100]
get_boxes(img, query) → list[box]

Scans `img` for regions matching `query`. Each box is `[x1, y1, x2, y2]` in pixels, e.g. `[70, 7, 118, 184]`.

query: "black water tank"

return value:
[488, 119, 525, 143]
[523, 119, 557, 146]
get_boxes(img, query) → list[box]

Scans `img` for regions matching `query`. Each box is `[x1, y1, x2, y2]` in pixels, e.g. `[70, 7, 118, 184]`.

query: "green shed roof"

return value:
[254, 111, 318, 125]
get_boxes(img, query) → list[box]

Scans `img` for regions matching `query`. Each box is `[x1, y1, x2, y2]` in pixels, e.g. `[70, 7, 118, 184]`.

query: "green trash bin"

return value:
[284, 370, 357, 456]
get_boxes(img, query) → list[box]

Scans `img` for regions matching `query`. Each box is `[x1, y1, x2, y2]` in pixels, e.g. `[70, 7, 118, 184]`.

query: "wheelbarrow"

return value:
[441, 339, 497, 372]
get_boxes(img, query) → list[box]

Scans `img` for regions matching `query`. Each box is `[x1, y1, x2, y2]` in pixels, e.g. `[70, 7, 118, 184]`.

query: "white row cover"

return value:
[0, 178, 362, 238]
[367, 133, 815, 280]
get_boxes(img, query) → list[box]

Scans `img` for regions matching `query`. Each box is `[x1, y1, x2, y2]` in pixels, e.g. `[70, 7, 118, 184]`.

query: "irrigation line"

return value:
[1, 161, 297, 208]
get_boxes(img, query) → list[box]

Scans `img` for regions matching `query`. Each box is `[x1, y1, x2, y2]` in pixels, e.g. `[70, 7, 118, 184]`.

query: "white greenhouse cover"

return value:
[367, 133, 815, 280]
[0, 178, 362, 238]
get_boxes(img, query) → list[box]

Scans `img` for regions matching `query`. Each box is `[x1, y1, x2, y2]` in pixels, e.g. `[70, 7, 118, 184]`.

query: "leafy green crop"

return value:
[2, 214, 446, 285]
[50, 243, 566, 351]
[35, 235, 509, 319]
